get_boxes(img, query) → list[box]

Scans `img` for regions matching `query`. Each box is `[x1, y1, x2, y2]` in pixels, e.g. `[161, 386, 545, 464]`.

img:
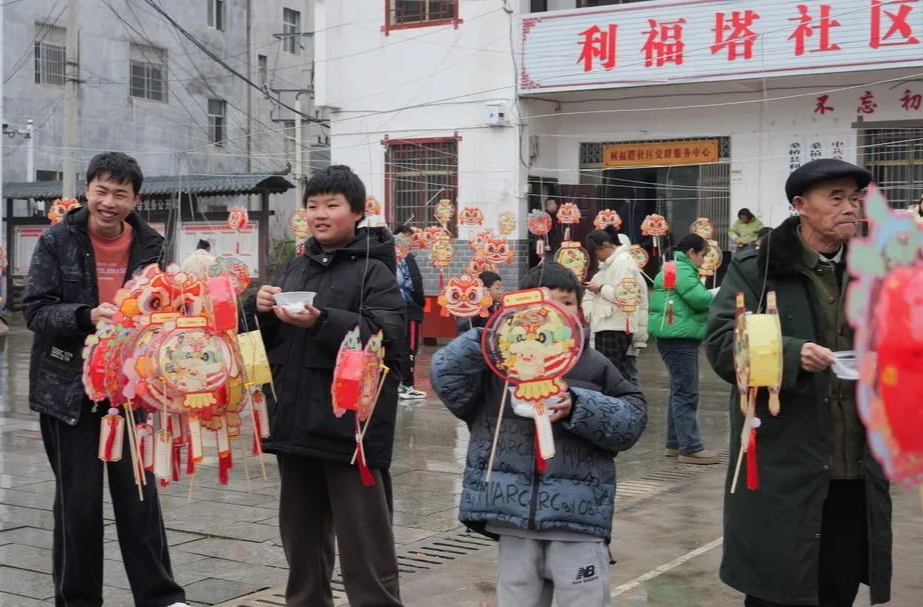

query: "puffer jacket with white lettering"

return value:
[430, 328, 647, 540]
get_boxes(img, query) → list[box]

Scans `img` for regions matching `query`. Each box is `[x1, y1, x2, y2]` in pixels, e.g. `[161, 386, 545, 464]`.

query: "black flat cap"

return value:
[785, 159, 872, 203]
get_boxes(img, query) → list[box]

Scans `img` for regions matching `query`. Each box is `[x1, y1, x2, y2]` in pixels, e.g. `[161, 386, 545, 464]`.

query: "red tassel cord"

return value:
[218, 452, 233, 485]
[102, 410, 120, 461]
[355, 417, 375, 486]
[534, 433, 547, 473]
[746, 418, 761, 491]
[667, 300, 675, 326]
[438, 270, 445, 290]
[172, 444, 181, 482]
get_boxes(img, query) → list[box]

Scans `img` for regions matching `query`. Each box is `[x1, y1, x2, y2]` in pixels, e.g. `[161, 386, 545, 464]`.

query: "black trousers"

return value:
[593, 330, 633, 380]
[277, 454, 403, 607]
[40, 408, 184, 607]
[400, 319, 421, 387]
[745, 480, 869, 607]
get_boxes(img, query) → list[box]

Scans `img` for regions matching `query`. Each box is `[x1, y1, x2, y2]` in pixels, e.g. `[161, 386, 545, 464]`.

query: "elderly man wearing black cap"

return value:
[703, 159, 892, 607]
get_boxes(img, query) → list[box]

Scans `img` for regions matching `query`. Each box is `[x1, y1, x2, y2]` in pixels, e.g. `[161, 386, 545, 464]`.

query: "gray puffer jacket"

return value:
[431, 329, 647, 540]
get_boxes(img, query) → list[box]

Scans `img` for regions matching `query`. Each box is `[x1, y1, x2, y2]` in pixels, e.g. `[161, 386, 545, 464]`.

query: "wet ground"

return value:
[0, 314, 920, 606]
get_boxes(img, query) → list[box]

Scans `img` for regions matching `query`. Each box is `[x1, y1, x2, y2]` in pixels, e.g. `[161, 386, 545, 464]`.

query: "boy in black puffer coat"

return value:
[245, 166, 406, 607]
[431, 263, 647, 607]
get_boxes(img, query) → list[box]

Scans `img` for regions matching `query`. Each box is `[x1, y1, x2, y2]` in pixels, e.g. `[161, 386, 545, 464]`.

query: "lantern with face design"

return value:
[528, 210, 553, 257]
[48, 198, 82, 225]
[641, 214, 670, 257]
[290, 207, 310, 239]
[227, 207, 249, 231]
[690, 217, 713, 241]
[614, 277, 643, 334]
[556, 203, 581, 241]
[554, 241, 590, 282]
[458, 207, 485, 226]
[594, 209, 622, 231]
[699, 243, 722, 278]
[498, 210, 516, 236]
[365, 196, 382, 217]
[438, 274, 493, 318]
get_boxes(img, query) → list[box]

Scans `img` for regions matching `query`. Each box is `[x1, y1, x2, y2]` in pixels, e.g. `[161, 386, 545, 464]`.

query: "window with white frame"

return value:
[130, 43, 168, 102]
[208, 99, 227, 146]
[34, 23, 66, 86]
[207, 0, 226, 31]
[283, 8, 301, 54]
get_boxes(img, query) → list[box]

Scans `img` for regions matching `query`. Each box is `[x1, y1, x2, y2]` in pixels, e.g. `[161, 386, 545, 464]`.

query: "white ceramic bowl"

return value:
[273, 291, 317, 313]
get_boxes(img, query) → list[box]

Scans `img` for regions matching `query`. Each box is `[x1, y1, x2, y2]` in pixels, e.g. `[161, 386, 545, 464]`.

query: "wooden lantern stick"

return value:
[351, 365, 391, 465]
[485, 380, 511, 484]
[122, 404, 144, 501]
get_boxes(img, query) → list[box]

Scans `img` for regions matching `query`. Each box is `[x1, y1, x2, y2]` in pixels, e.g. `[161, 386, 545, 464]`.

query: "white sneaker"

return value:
[403, 387, 427, 399]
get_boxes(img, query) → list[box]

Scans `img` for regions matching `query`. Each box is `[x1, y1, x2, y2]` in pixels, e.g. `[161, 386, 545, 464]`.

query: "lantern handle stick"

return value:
[351, 365, 391, 466]
[238, 431, 252, 494]
[730, 390, 756, 495]
[122, 404, 144, 501]
[485, 380, 511, 484]
[130, 404, 147, 487]
[253, 315, 278, 402]
[245, 387, 268, 481]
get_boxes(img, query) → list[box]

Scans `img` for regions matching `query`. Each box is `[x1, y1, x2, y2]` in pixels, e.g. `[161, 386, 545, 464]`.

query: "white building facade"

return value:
[317, 0, 923, 293]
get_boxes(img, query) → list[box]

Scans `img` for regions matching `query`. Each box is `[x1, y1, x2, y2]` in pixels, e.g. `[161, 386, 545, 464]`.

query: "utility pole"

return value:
[62, 0, 79, 197]
[295, 94, 304, 204]
[26, 120, 35, 183]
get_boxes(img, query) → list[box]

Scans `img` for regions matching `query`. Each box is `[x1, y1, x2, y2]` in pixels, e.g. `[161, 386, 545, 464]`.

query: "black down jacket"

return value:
[24, 206, 164, 425]
[243, 227, 406, 468]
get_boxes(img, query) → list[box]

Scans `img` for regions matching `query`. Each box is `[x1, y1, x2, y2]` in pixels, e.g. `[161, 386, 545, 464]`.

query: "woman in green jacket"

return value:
[650, 234, 717, 464]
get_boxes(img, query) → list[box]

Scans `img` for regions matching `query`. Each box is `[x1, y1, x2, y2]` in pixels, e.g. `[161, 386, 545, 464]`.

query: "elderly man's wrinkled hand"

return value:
[801, 342, 835, 373]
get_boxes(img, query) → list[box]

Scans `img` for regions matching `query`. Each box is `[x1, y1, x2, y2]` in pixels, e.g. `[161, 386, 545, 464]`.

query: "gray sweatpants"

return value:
[496, 535, 612, 607]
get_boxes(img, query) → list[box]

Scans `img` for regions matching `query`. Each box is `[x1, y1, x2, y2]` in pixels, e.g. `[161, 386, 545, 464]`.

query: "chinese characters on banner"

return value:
[788, 138, 850, 172]
[521, 0, 923, 93]
[812, 88, 923, 116]
[603, 140, 719, 167]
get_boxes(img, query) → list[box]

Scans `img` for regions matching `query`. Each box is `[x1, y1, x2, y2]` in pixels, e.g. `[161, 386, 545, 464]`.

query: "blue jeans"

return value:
[657, 338, 704, 455]
[624, 355, 639, 388]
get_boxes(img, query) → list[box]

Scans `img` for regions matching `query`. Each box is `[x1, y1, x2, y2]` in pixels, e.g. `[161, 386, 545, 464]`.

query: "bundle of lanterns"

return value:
[83, 262, 271, 499]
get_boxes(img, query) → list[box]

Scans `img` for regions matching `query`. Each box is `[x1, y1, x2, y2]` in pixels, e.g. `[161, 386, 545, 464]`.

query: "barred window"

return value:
[208, 99, 227, 146]
[34, 23, 66, 86]
[283, 8, 301, 54]
[390, 0, 457, 25]
[860, 128, 923, 208]
[130, 43, 168, 102]
[386, 138, 458, 232]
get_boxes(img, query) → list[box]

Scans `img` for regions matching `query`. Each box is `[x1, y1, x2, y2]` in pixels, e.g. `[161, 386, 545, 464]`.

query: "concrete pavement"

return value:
[0, 317, 920, 606]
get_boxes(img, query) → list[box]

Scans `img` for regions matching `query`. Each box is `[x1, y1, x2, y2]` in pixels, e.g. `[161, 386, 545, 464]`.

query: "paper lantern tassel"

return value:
[534, 434, 548, 473]
[99, 409, 124, 462]
[355, 416, 375, 487]
[746, 418, 761, 491]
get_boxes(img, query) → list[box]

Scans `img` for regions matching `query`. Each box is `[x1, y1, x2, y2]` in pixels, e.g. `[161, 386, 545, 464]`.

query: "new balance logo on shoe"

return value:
[574, 565, 598, 584]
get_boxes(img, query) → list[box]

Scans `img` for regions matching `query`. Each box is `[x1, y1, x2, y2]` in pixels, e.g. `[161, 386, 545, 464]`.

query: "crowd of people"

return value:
[23, 156, 893, 607]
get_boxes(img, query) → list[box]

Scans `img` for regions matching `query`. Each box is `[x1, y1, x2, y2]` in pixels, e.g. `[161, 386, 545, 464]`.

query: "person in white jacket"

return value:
[583, 227, 649, 384]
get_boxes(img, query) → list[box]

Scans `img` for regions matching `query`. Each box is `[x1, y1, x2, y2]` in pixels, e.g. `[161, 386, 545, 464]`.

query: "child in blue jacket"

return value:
[430, 263, 647, 607]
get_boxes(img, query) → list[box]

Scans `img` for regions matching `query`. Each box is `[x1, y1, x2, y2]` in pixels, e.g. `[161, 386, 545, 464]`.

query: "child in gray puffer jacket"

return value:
[430, 263, 647, 607]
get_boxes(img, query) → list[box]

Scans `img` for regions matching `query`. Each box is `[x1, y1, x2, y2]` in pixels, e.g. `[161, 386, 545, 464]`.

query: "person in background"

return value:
[431, 263, 647, 607]
[705, 158, 891, 607]
[394, 225, 427, 401]
[181, 238, 216, 279]
[729, 208, 764, 257]
[583, 227, 648, 382]
[457, 271, 503, 334]
[24, 152, 188, 607]
[649, 233, 717, 465]
[544, 198, 564, 255]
